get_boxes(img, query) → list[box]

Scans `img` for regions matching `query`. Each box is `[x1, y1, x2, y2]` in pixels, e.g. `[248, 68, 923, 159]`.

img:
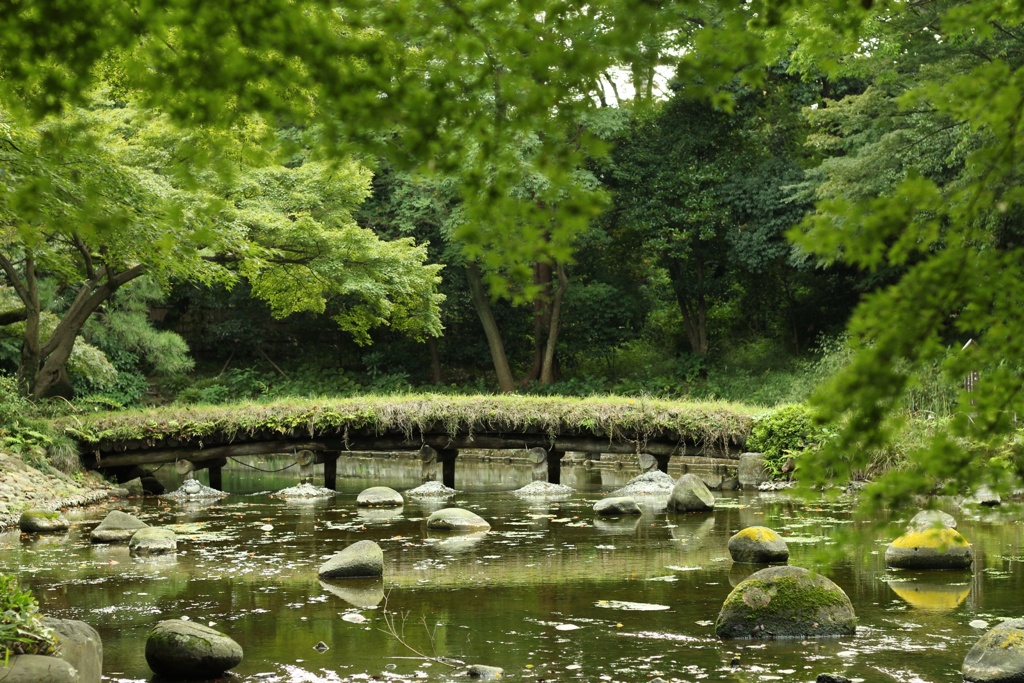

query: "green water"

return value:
[2, 458, 1022, 683]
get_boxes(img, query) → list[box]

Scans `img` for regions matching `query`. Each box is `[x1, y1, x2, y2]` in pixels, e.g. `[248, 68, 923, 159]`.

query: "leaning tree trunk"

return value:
[539, 263, 567, 385]
[465, 264, 517, 393]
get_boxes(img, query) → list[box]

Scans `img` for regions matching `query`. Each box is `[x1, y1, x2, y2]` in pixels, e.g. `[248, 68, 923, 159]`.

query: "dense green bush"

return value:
[747, 403, 827, 478]
[0, 574, 57, 662]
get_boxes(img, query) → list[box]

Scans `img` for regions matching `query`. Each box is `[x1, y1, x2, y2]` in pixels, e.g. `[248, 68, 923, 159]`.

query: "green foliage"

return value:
[0, 574, 57, 662]
[747, 404, 827, 478]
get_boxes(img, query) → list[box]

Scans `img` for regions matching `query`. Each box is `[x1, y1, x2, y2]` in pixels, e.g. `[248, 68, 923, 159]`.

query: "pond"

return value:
[2, 456, 1022, 683]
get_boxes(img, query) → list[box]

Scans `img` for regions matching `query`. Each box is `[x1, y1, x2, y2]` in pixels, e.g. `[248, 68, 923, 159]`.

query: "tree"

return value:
[785, 0, 1024, 502]
[1, 96, 442, 398]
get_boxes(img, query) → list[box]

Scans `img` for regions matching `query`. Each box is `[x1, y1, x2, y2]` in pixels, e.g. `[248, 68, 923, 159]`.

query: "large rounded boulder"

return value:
[128, 527, 177, 556]
[963, 618, 1024, 682]
[593, 497, 642, 517]
[18, 509, 70, 534]
[728, 526, 789, 564]
[356, 486, 404, 507]
[885, 527, 973, 570]
[90, 510, 148, 544]
[667, 473, 715, 513]
[145, 619, 243, 679]
[715, 565, 856, 639]
[318, 540, 384, 579]
[0, 654, 80, 682]
[425, 507, 491, 531]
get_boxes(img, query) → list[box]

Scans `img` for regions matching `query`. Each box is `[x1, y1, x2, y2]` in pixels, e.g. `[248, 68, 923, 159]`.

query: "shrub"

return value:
[0, 574, 57, 662]
[747, 403, 827, 478]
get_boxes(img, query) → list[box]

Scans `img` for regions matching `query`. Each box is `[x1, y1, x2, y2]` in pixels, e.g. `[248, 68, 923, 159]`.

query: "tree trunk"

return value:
[16, 254, 41, 396]
[669, 260, 709, 356]
[465, 264, 516, 393]
[522, 262, 553, 384]
[539, 263, 567, 385]
[427, 337, 443, 384]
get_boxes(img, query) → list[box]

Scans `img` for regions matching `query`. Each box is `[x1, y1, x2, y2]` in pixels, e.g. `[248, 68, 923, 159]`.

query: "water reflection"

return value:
[4, 461, 1024, 683]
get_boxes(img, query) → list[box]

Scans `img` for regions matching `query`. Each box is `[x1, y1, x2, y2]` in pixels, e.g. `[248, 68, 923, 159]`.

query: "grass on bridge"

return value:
[59, 394, 758, 452]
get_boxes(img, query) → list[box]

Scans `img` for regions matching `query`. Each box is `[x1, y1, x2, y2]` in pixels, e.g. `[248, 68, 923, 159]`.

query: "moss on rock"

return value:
[886, 527, 973, 570]
[715, 565, 856, 639]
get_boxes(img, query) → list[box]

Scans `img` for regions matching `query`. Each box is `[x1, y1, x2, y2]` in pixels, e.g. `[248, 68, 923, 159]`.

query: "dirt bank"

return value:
[0, 453, 125, 532]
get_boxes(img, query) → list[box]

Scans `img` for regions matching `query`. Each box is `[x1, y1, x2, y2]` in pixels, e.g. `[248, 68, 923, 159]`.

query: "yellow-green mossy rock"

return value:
[963, 618, 1024, 682]
[715, 565, 856, 639]
[885, 527, 973, 570]
[727, 526, 789, 564]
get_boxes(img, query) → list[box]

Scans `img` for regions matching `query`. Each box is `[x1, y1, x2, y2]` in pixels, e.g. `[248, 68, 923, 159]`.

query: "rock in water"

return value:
[885, 527, 974, 570]
[963, 619, 1024, 682]
[513, 481, 575, 498]
[613, 470, 675, 497]
[405, 481, 458, 498]
[0, 654, 80, 683]
[129, 527, 177, 556]
[145, 619, 243, 678]
[715, 565, 856, 639]
[466, 664, 505, 679]
[90, 510, 148, 544]
[318, 540, 385, 579]
[42, 617, 103, 683]
[667, 473, 715, 513]
[19, 509, 70, 533]
[593, 496, 642, 516]
[356, 486, 404, 507]
[727, 526, 789, 564]
[425, 507, 491, 531]
[907, 509, 957, 531]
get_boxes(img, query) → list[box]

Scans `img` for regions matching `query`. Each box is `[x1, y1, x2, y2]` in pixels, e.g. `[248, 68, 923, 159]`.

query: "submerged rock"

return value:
[162, 479, 228, 502]
[715, 565, 856, 639]
[357, 486, 404, 507]
[963, 618, 1024, 682]
[907, 509, 957, 532]
[129, 527, 177, 556]
[613, 470, 675, 497]
[727, 526, 789, 564]
[667, 473, 715, 513]
[405, 481, 458, 498]
[593, 496, 642, 516]
[425, 507, 491, 531]
[145, 619, 243, 679]
[19, 508, 70, 533]
[90, 510, 148, 544]
[466, 664, 505, 679]
[513, 481, 574, 498]
[885, 527, 974, 570]
[318, 540, 385, 579]
[273, 483, 336, 499]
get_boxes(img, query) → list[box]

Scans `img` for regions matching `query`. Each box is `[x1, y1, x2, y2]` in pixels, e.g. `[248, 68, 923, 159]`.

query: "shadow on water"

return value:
[3, 456, 1024, 682]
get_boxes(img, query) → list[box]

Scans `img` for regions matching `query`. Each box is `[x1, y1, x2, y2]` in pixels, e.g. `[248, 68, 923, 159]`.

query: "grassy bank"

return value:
[59, 394, 758, 453]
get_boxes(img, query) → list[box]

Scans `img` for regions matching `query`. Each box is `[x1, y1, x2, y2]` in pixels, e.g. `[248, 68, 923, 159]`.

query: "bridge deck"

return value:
[61, 395, 754, 489]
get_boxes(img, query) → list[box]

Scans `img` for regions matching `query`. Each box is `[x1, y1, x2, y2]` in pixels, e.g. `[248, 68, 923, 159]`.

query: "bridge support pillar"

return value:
[319, 452, 339, 490]
[419, 446, 459, 488]
[639, 453, 670, 474]
[528, 448, 565, 484]
[208, 461, 223, 491]
[441, 448, 458, 489]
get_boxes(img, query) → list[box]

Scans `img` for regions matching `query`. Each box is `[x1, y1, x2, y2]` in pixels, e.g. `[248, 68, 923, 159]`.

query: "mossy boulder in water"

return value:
[90, 510, 148, 544]
[715, 565, 856, 639]
[963, 618, 1024, 682]
[425, 507, 491, 531]
[593, 497, 642, 516]
[667, 473, 715, 513]
[356, 486, 403, 507]
[318, 540, 384, 579]
[19, 509, 70, 533]
[885, 527, 973, 570]
[145, 619, 243, 679]
[727, 526, 789, 564]
[128, 527, 177, 556]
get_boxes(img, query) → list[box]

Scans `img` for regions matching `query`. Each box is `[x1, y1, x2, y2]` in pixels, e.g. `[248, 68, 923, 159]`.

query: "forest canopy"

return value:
[4, 0, 1024, 503]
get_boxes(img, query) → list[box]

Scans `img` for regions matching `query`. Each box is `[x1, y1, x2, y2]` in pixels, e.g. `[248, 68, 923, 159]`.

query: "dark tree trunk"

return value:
[466, 264, 516, 393]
